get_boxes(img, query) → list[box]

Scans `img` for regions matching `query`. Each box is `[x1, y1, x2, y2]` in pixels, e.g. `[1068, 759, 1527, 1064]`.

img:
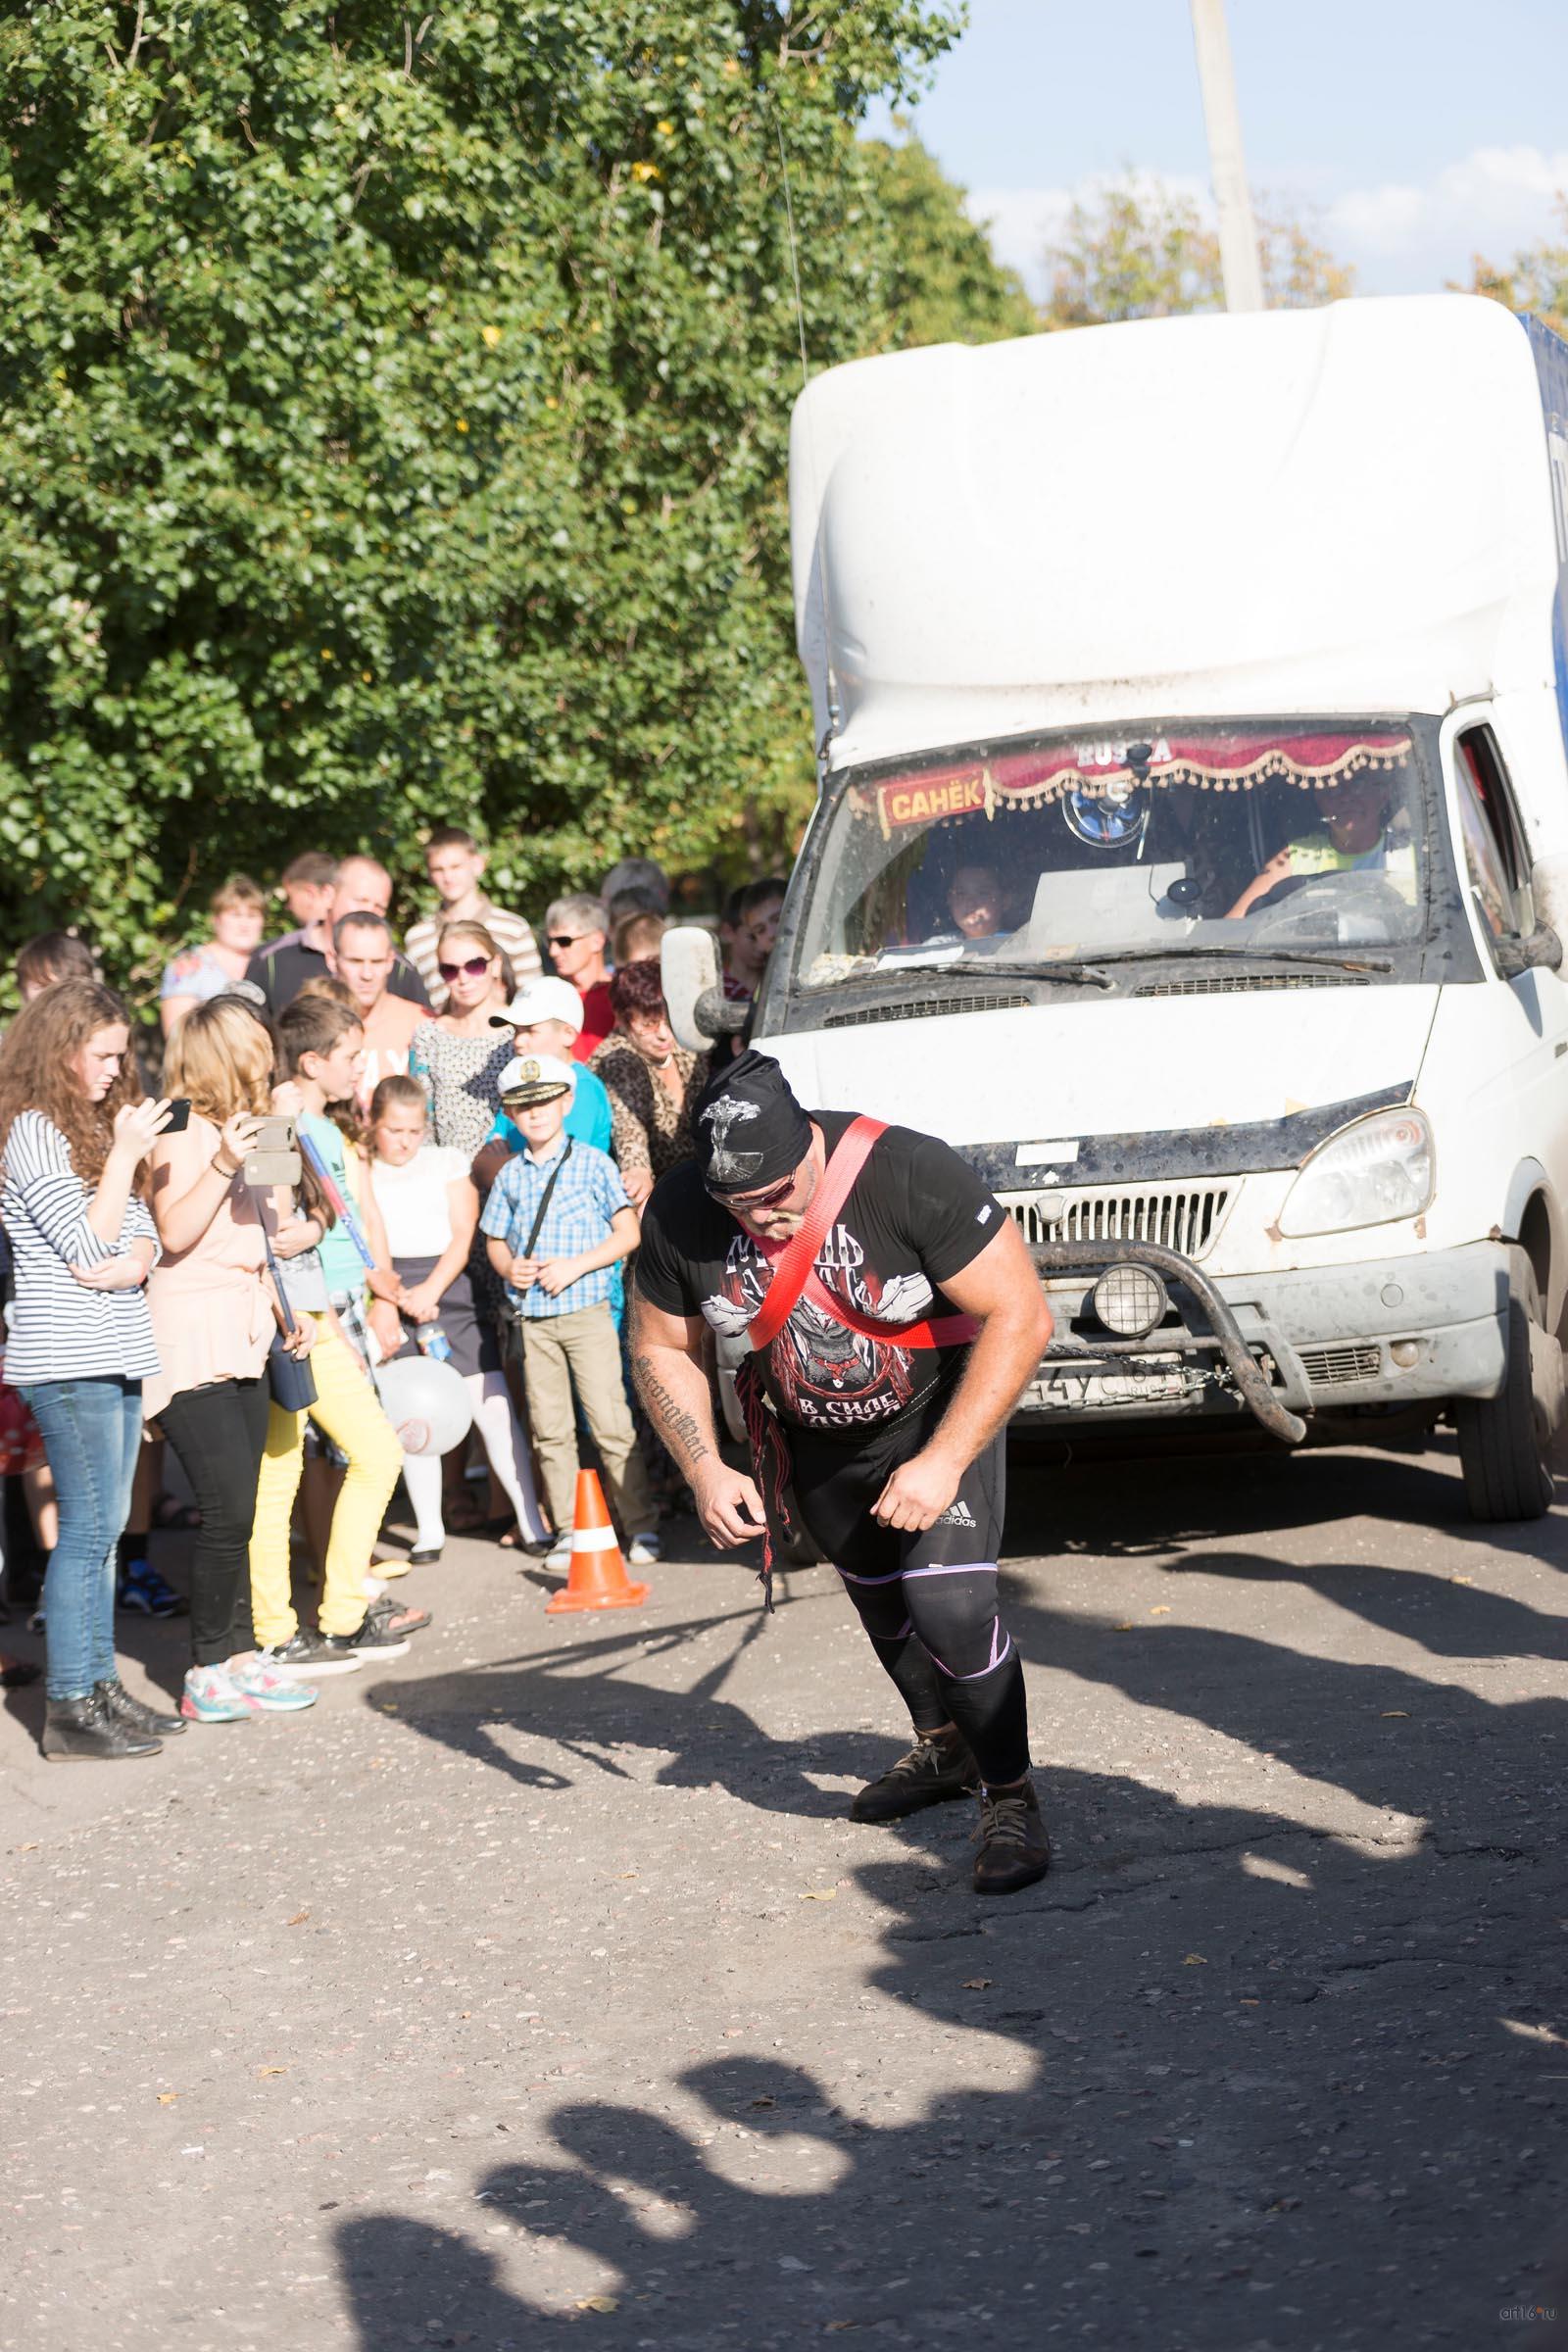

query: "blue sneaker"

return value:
[227, 1653, 318, 1712]
[117, 1557, 189, 1618]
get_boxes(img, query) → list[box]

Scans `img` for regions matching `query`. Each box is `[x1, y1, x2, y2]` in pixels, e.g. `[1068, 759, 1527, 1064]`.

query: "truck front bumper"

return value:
[1018, 1238, 1510, 1428]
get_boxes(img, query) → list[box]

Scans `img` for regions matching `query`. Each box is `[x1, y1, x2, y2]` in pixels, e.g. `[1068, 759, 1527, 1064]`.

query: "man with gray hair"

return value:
[545, 893, 612, 1059]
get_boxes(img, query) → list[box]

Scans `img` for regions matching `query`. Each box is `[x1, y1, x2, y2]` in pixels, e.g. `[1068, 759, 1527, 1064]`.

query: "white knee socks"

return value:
[467, 1371, 550, 1544]
[401, 1453, 447, 1552]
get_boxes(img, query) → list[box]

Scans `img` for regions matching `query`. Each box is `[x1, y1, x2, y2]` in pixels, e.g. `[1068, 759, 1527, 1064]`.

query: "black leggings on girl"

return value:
[789, 1409, 1029, 1788]
[157, 1376, 270, 1668]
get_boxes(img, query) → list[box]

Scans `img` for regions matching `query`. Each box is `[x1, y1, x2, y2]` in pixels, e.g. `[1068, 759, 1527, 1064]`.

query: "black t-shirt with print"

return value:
[636, 1111, 1004, 1437]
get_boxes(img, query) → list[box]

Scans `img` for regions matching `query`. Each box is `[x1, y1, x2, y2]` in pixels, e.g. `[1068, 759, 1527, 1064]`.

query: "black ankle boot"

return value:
[41, 1691, 162, 1762]
[95, 1678, 186, 1739]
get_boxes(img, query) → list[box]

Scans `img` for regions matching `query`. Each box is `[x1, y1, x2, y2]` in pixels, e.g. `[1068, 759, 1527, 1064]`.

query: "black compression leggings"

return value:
[790, 1415, 1030, 1788]
[838, 1560, 1029, 1787]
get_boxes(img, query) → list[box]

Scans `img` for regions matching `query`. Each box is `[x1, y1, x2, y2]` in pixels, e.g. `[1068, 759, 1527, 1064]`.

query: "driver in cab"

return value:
[1225, 773, 1412, 920]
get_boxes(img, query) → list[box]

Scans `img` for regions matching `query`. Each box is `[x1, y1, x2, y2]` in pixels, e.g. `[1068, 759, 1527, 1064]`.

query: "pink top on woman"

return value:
[142, 1115, 274, 1422]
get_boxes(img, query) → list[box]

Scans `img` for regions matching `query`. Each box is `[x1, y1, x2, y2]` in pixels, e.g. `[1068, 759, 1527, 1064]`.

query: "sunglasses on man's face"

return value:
[711, 1172, 798, 1216]
[548, 932, 589, 951]
[438, 954, 492, 982]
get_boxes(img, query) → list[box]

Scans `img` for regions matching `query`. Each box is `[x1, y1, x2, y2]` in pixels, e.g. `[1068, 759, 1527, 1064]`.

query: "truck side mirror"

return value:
[1494, 923, 1564, 979]
[1531, 855, 1568, 937]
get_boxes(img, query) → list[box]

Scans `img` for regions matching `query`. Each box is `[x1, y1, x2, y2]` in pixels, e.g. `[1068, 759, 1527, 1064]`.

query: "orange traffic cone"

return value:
[545, 1469, 650, 1614]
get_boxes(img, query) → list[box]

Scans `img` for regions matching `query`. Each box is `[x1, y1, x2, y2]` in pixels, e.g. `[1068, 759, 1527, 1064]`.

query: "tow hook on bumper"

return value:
[1029, 1238, 1308, 1447]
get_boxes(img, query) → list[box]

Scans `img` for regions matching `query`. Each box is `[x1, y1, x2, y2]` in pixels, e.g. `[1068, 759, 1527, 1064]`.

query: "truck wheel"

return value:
[1456, 1256, 1561, 1522]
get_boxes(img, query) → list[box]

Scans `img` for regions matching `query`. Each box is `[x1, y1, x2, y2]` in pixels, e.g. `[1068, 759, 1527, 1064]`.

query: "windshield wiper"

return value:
[935, 957, 1115, 991]
[1082, 946, 1396, 977]
[804, 957, 1113, 995]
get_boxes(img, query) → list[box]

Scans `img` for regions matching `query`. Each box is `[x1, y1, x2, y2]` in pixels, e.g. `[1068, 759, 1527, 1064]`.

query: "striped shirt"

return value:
[479, 1135, 629, 1320]
[0, 1111, 161, 1383]
[405, 895, 542, 1009]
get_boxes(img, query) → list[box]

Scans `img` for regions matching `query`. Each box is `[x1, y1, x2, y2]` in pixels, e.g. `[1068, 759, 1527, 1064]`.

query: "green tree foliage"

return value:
[1042, 174, 1354, 328]
[1469, 202, 1568, 337]
[0, 1, 967, 1004]
[863, 132, 1038, 348]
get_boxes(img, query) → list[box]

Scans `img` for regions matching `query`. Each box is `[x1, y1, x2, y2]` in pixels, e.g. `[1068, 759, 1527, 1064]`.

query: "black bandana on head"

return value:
[694, 1050, 812, 1197]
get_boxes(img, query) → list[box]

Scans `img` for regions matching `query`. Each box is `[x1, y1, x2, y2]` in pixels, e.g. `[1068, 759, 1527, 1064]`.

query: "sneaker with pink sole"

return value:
[180, 1664, 260, 1724]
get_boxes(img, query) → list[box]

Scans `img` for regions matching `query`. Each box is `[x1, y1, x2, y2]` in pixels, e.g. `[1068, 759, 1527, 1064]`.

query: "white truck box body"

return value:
[757, 296, 1568, 1498]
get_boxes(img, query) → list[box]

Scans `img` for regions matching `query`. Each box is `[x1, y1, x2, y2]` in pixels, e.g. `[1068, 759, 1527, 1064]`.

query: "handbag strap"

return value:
[522, 1137, 573, 1261]
[261, 1232, 294, 1337]
[296, 1127, 377, 1270]
[747, 1114, 885, 1353]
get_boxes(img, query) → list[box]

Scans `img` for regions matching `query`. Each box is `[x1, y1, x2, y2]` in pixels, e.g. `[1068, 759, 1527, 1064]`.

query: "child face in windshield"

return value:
[1320, 776, 1390, 855]
[949, 863, 1004, 940]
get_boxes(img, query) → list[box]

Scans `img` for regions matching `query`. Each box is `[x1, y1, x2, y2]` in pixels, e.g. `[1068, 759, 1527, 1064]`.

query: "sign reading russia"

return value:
[868, 730, 1412, 836]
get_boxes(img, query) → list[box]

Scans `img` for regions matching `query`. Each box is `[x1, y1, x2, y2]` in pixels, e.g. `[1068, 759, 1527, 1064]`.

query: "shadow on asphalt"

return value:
[334, 1445, 1568, 2349]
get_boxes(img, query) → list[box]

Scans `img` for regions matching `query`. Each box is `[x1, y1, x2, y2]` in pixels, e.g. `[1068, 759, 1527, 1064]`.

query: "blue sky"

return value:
[867, 0, 1568, 297]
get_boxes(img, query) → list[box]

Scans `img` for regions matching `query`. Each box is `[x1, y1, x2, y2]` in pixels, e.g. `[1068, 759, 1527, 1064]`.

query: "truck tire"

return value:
[1456, 1256, 1560, 1522]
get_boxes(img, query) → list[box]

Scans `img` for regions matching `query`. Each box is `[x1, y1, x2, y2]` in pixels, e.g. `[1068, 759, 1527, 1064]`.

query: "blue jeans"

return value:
[19, 1377, 143, 1701]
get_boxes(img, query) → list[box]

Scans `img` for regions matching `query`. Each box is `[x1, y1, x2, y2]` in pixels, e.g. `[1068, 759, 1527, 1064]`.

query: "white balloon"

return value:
[373, 1353, 473, 1458]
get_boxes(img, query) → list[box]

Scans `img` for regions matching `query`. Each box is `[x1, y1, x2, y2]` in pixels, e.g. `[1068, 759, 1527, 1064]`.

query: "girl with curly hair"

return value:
[0, 980, 177, 1760]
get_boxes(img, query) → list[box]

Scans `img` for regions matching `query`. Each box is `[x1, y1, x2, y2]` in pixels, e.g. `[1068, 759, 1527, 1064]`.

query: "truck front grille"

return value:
[822, 993, 1032, 1028]
[1298, 1344, 1382, 1386]
[1001, 1182, 1235, 1261]
[1135, 972, 1372, 997]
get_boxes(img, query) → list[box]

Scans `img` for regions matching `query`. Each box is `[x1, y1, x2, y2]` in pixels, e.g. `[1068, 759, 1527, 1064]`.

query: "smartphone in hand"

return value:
[243, 1114, 302, 1188]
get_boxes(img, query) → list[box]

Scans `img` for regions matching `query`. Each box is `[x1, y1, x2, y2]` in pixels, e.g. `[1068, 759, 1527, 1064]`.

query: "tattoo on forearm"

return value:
[631, 1351, 711, 1473]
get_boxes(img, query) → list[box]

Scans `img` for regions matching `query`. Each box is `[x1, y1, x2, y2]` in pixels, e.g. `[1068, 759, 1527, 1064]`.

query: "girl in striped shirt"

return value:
[0, 981, 180, 1760]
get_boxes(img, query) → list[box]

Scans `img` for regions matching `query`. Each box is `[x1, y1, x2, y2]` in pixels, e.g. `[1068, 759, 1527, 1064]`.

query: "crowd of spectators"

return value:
[0, 831, 790, 1760]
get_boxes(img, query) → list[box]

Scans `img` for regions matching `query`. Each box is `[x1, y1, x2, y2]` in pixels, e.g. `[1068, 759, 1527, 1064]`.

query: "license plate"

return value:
[1025, 1356, 1197, 1410]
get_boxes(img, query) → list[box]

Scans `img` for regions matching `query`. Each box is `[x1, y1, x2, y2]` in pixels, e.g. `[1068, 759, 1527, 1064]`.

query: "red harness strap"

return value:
[736, 1115, 978, 1613]
[745, 1115, 978, 1355]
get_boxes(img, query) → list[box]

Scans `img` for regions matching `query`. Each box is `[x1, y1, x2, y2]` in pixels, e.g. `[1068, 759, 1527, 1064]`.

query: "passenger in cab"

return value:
[948, 863, 1006, 942]
[1225, 774, 1408, 920]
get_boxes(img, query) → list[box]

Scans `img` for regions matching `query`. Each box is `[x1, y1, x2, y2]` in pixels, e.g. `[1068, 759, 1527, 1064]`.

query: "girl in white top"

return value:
[367, 1076, 548, 1559]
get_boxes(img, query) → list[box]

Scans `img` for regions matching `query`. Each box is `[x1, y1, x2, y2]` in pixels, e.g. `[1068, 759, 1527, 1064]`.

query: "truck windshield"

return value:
[787, 722, 1441, 991]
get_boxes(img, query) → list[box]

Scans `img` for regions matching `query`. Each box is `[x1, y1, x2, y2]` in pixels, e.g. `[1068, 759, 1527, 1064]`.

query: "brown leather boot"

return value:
[851, 1729, 980, 1823]
[972, 1778, 1051, 1893]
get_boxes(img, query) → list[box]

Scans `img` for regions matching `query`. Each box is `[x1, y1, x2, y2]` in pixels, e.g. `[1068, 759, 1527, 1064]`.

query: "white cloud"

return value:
[967, 170, 1212, 296]
[1325, 144, 1568, 280]
[965, 146, 1568, 301]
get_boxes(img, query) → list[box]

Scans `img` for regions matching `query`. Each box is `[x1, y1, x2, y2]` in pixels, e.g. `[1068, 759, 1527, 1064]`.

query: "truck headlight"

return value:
[1278, 1107, 1435, 1238]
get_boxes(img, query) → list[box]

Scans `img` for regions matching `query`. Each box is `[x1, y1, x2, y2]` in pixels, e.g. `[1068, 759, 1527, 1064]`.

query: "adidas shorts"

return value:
[787, 1385, 1004, 1578]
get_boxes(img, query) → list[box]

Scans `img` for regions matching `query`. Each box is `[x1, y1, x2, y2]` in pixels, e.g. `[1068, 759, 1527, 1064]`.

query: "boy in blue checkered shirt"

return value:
[481, 1054, 660, 1569]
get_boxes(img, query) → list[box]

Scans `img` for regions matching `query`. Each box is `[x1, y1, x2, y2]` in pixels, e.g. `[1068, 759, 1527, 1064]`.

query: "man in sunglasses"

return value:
[632, 1052, 1054, 1894]
[543, 894, 613, 1059]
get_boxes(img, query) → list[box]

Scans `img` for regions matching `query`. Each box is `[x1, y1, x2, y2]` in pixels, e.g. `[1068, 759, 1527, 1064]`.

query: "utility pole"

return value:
[1189, 0, 1264, 312]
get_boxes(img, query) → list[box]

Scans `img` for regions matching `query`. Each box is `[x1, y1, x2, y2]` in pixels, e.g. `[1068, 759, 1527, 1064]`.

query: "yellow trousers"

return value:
[248, 1327, 405, 1645]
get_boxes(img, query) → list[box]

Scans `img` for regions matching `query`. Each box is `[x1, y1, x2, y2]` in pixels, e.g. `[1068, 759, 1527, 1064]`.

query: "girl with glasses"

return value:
[408, 922, 517, 1166]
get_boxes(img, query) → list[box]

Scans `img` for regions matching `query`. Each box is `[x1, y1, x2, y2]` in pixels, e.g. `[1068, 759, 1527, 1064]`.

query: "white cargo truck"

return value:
[756, 294, 1568, 1519]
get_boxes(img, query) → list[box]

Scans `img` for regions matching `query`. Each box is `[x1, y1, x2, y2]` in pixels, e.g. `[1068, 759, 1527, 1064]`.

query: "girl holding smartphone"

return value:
[0, 980, 179, 1759]
[149, 998, 320, 1723]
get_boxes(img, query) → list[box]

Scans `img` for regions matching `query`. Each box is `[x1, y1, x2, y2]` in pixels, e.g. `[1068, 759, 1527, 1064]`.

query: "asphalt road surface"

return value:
[3, 1431, 1567, 2352]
